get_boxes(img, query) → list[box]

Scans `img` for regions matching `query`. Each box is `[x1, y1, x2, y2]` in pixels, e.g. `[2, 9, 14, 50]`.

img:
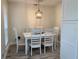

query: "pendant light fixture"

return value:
[35, 0, 43, 19]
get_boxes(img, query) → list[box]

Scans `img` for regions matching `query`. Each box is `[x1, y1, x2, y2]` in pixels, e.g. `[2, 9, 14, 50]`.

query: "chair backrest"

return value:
[44, 28, 53, 34]
[31, 34, 41, 46]
[13, 28, 18, 45]
[31, 28, 41, 34]
[44, 35, 54, 44]
[53, 27, 59, 34]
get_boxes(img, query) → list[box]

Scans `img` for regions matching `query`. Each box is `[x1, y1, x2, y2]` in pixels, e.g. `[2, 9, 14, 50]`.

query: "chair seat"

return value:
[29, 43, 41, 48]
[18, 39, 25, 45]
[18, 43, 25, 45]
[42, 42, 53, 46]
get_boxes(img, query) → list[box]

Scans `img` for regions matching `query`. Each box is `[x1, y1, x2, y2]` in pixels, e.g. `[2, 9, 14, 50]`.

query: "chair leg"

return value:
[16, 45, 18, 53]
[31, 47, 32, 56]
[44, 46, 46, 54]
[40, 47, 41, 55]
[52, 45, 53, 53]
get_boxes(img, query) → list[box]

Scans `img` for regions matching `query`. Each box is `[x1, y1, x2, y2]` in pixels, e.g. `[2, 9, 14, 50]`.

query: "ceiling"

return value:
[8, 0, 61, 6]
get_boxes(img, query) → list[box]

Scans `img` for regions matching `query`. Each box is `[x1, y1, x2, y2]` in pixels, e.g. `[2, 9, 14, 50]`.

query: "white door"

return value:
[61, 0, 78, 59]
[61, 21, 78, 59]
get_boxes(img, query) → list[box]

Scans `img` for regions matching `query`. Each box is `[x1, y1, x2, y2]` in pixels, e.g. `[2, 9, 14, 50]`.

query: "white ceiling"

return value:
[8, 0, 61, 6]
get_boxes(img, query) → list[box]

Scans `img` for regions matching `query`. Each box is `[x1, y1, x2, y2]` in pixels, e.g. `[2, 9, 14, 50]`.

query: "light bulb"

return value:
[35, 10, 42, 19]
[36, 12, 42, 17]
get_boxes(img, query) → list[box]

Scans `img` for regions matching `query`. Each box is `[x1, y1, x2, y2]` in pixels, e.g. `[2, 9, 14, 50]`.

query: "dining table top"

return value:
[23, 32, 56, 38]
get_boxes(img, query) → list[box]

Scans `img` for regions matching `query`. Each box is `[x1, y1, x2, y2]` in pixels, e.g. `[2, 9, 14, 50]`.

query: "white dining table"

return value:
[23, 32, 56, 55]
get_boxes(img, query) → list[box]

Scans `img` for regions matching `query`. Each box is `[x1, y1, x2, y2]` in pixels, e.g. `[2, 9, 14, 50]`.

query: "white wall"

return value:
[55, 3, 61, 27]
[26, 5, 56, 29]
[8, 3, 56, 32]
[8, 3, 26, 44]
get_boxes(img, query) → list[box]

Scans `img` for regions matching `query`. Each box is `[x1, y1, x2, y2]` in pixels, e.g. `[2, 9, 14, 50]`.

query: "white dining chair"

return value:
[53, 27, 60, 50]
[29, 33, 41, 56]
[13, 28, 25, 53]
[42, 28, 54, 54]
[42, 35, 54, 54]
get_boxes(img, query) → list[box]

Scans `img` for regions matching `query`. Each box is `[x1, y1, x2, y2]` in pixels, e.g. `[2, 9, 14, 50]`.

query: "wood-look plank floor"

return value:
[6, 45, 60, 59]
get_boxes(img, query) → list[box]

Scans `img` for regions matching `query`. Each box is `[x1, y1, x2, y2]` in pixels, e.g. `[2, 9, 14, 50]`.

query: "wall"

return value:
[55, 3, 61, 27]
[8, 2, 26, 44]
[26, 4, 56, 29]
[8, 2, 56, 32]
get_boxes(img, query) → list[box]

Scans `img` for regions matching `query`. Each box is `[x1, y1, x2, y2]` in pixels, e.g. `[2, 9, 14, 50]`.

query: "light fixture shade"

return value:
[35, 10, 42, 19]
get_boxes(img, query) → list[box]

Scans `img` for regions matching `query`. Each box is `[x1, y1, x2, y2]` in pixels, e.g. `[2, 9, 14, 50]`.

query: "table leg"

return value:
[25, 38, 27, 55]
